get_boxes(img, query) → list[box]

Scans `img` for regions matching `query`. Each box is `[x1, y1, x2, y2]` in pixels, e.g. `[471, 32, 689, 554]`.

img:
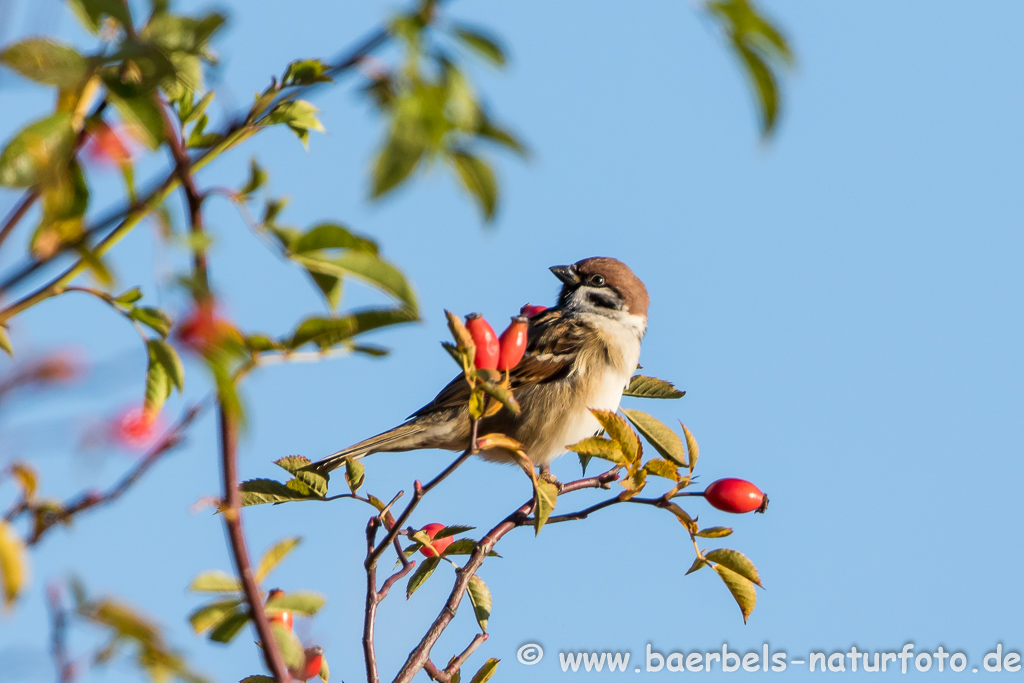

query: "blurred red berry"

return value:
[299, 646, 324, 680]
[266, 588, 293, 632]
[520, 304, 547, 318]
[419, 523, 453, 558]
[703, 478, 768, 514]
[85, 122, 134, 166]
[114, 407, 161, 449]
[176, 301, 235, 352]
[465, 314, 499, 370]
[497, 316, 528, 371]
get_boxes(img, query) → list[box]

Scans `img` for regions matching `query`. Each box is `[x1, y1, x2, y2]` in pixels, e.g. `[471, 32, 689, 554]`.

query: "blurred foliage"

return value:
[0, 0, 788, 678]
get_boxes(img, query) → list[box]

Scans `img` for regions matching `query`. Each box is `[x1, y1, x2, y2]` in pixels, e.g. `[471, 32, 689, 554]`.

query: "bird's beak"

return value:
[549, 264, 579, 285]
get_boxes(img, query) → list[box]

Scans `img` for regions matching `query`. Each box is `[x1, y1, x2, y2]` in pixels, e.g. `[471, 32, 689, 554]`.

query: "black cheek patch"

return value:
[588, 291, 620, 310]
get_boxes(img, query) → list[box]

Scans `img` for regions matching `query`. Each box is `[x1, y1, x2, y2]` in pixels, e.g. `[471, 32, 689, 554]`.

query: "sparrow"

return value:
[312, 256, 649, 474]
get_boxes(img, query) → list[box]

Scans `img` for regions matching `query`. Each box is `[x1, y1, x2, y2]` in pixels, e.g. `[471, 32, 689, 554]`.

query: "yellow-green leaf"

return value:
[470, 658, 499, 683]
[0, 521, 28, 607]
[713, 563, 757, 623]
[188, 570, 241, 593]
[450, 151, 498, 221]
[188, 599, 243, 633]
[0, 113, 75, 188]
[681, 423, 699, 471]
[407, 557, 440, 599]
[533, 480, 558, 535]
[255, 537, 301, 583]
[622, 409, 686, 466]
[590, 409, 640, 463]
[466, 574, 491, 632]
[705, 548, 762, 587]
[566, 436, 625, 465]
[623, 375, 685, 399]
[0, 38, 90, 88]
[696, 526, 733, 538]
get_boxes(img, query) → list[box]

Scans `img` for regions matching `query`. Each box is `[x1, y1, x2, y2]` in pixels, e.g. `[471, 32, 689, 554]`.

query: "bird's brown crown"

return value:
[573, 257, 649, 318]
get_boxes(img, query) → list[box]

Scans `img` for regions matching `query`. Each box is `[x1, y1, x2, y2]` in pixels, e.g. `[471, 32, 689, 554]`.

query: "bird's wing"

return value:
[408, 309, 585, 418]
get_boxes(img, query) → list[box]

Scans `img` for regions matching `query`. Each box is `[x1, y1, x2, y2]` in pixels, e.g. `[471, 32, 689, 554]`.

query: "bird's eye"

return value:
[589, 274, 606, 286]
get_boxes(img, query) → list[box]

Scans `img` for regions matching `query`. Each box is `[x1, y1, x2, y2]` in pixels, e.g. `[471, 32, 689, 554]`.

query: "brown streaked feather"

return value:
[409, 309, 585, 418]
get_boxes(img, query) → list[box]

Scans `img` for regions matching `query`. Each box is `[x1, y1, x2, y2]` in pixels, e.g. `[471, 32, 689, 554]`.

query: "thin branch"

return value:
[391, 468, 621, 683]
[219, 401, 290, 682]
[3, 403, 203, 539]
[362, 517, 416, 683]
[368, 418, 479, 566]
[46, 582, 76, 683]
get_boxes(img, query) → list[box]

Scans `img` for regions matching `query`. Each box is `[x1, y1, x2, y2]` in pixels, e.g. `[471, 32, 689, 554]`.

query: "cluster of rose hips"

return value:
[463, 303, 547, 372]
[266, 589, 325, 681]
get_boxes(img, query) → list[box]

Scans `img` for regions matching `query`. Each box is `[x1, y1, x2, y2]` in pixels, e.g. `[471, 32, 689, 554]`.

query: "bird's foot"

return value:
[538, 467, 562, 490]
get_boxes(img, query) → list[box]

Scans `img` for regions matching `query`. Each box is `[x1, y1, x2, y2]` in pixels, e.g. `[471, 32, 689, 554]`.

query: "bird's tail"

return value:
[310, 423, 427, 473]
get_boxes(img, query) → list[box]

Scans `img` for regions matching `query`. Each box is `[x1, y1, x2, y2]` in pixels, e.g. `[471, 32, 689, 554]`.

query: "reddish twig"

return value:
[219, 402, 290, 682]
[363, 517, 417, 683]
[391, 468, 621, 683]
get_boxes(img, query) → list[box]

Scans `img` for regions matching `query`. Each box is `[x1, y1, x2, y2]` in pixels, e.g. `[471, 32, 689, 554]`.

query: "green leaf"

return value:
[255, 537, 301, 583]
[407, 557, 440, 599]
[685, 556, 707, 575]
[371, 130, 425, 198]
[188, 599, 243, 633]
[469, 658, 499, 683]
[450, 151, 498, 221]
[292, 251, 418, 313]
[0, 39, 90, 87]
[0, 113, 75, 188]
[270, 621, 306, 671]
[283, 59, 332, 86]
[147, 337, 184, 398]
[704, 548, 762, 587]
[292, 223, 378, 255]
[452, 25, 507, 67]
[621, 409, 687, 466]
[108, 93, 165, 150]
[623, 375, 685, 399]
[209, 610, 250, 643]
[67, 0, 133, 33]
[288, 308, 417, 350]
[265, 592, 325, 616]
[188, 570, 241, 593]
[477, 116, 528, 158]
[143, 344, 170, 415]
[0, 327, 12, 357]
[466, 574, 491, 632]
[590, 409, 640, 464]
[479, 380, 520, 415]
[696, 526, 733, 538]
[115, 287, 143, 305]
[131, 307, 173, 337]
[345, 458, 365, 493]
[566, 436, 625, 465]
[181, 91, 214, 127]
[238, 478, 319, 506]
[433, 525, 474, 540]
[0, 521, 28, 607]
[713, 563, 757, 623]
[274, 455, 312, 475]
[681, 423, 699, 471]
[707, 0, 792, 138]
[664, 502, 698, 535]
[533, 479, 558, 535]
[267, 100, 324, 148]
[240, 158, 267, 197]
[240, 677, 276, 683]
[642, 458, 680, 481]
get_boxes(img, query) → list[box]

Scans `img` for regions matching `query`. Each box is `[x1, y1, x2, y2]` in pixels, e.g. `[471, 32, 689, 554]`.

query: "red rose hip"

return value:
[520, 303, 547, 318]
[465, 314, 499, 370]
[300, 646, 324, 680]
[497, 315, 529, 371]
[703, 478, 768, 514]
[419, 523, 454, 558]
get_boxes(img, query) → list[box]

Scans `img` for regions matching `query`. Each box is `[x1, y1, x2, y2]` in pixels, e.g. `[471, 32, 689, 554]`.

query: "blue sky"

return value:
[1, 0, 1022, 681]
